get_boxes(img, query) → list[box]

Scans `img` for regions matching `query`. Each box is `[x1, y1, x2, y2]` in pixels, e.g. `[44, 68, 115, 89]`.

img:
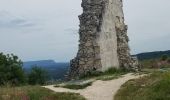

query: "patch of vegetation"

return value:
[80, 67, 129, 79]
[55, 82, 93, 90]
[167, 58, 170, 63]
[114, 71, 170, 100]
[28, 66, 48, 85]
[140, 55, 170, 69]
[0, 53, 26, 86]
[161, 54, 168, 61]
[96, 74, 121, 81]
[0, 86, 86, 100]
[0, 52, 49, 86]
[105, 67, 130, 75]
[140, 68, 158, 74]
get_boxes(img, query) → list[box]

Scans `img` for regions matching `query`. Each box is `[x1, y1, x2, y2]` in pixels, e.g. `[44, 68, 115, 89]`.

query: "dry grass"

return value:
[0, 86, 86, 100]
[114, 71, 170, 100]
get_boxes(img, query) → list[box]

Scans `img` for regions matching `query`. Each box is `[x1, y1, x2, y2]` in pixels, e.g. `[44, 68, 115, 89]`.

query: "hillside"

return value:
[135, 50, 170, 60]
[23, 60, 58, 68]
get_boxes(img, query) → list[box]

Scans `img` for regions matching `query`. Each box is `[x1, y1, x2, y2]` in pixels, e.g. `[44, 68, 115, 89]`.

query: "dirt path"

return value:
[43, 73, 144, 100]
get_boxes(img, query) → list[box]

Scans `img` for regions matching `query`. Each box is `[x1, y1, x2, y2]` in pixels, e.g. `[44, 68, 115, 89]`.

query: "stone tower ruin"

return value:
[69, 0, 137, 78]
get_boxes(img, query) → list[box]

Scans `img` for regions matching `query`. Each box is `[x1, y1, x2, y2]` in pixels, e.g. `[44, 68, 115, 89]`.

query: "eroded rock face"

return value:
[68, 0, 138, 79]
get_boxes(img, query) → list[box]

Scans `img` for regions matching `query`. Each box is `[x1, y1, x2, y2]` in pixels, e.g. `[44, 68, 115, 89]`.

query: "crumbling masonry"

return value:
[69, 0, 138, 79]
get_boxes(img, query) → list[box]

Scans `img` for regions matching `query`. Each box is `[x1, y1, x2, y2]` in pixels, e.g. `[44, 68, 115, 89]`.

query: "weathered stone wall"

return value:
[69, 0, 136, 79]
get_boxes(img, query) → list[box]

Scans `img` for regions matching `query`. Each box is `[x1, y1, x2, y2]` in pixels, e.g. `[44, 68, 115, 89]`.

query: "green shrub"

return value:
[28, 66, 48, 85]
[167, 58, 170, 63]
[161, 54, 168, 61]
[0, 53, 25, 86]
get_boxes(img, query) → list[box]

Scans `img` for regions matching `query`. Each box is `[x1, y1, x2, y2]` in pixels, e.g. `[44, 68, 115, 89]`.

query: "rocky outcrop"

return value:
[68, 0, 138, 79]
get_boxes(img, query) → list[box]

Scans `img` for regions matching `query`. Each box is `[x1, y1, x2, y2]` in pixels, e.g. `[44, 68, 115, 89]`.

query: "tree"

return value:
[161, 54, 168, 61]
[28, 66, 48, 85]
[0, 53, 25, 86]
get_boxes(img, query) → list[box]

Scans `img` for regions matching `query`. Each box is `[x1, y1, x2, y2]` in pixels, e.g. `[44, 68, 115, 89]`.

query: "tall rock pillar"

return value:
[69, 0, 135, 79]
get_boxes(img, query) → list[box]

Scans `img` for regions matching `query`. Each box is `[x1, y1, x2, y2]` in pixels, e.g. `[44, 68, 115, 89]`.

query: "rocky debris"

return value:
[131, 56, 140, 71]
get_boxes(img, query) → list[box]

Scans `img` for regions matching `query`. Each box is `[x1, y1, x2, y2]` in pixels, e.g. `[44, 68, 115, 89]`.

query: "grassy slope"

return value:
[114, 71, 170, 100]
[0, 86, 86, 100]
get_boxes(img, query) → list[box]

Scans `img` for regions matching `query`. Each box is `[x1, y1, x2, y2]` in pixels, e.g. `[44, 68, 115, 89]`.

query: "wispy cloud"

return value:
[0, 11, 35, 29]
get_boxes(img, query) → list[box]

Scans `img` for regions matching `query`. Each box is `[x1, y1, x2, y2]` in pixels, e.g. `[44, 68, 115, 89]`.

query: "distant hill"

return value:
[24, 60, 58, 68]
[135, 50, 170, 61]
[23, 60, 69, 80]
[23, 50, 170, 80]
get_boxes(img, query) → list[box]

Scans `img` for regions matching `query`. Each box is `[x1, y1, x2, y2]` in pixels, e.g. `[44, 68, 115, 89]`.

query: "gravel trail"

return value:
[43, 73, 144, 100]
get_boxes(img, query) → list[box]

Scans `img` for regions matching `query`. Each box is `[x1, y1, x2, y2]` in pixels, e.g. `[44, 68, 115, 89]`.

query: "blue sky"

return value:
[0, 0, 170, 62]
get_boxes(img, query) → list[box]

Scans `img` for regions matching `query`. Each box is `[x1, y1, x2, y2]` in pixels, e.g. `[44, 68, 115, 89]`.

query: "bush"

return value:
[167, 58, 170, 63]
[161, 54, 168, 61]
[0, 53, 25, 86]
[28, 66, 48, 85]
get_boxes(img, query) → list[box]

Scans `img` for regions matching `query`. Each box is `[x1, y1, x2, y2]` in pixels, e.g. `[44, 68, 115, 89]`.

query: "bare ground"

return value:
[43, 73, 144, 100]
